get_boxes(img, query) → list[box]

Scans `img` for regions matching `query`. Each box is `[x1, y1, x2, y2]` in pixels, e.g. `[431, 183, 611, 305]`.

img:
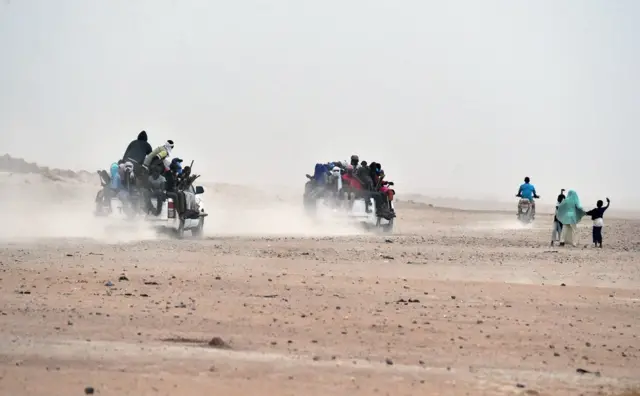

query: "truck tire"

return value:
[192, 217, 204, 239]
[303, 183, 317, 216]
[382, 217, 394, 233]
[176, 218, 185, 239]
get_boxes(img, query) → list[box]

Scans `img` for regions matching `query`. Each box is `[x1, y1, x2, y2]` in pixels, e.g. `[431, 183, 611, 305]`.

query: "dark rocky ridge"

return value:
[0, 154, 92, 182]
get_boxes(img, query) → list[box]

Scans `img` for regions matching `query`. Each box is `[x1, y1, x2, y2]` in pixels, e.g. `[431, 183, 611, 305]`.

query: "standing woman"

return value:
[556, 190, 586, 247]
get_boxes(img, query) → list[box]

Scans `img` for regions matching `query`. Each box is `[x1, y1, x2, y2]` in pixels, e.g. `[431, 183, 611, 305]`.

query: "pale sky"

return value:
[1, 0, 639, 206]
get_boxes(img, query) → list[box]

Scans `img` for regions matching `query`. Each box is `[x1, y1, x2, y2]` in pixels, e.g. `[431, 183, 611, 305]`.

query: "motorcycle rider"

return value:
[516, 176, 540, 219]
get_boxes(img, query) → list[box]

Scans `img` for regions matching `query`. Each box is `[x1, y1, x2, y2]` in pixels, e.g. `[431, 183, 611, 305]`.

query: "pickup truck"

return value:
[95, 170, 208, 238]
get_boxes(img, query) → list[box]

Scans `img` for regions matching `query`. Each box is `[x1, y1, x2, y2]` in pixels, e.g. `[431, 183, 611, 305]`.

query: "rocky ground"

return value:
[1, 199, 639, 396]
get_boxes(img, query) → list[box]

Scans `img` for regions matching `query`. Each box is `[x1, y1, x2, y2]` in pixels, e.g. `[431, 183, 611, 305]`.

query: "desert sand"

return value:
[0, 157, 639, 396]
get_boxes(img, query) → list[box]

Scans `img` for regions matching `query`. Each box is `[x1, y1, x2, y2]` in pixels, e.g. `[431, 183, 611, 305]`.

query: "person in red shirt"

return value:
[341, 165, 361, 190]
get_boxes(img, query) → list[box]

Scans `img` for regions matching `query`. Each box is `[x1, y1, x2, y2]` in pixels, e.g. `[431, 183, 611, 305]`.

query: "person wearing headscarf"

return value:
[327, 165, 343, 198]
[350, 154, 360, 169]
[122, 130, 153, 165]
[556, 189, 586, 247]
[143, 140, 175, 174]
[342, 164, 362, 191]
[164, 158, 184, 193]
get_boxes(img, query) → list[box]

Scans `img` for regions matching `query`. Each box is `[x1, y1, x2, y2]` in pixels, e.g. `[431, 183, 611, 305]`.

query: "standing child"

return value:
[585, 198, 610, 248]
[551, 190, 565, 246]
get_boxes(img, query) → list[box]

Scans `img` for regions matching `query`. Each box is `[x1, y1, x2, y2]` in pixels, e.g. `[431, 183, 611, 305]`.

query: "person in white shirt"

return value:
[585, 198, 610, 248]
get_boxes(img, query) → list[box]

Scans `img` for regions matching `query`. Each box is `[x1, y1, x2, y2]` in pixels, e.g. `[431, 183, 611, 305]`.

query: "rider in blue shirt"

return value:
[517, 177, 538, 200]
[516, 176, 540, 218]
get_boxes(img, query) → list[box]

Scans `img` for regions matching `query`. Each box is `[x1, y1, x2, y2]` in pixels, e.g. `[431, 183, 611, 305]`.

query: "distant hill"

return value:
[0, 154, 93, 182]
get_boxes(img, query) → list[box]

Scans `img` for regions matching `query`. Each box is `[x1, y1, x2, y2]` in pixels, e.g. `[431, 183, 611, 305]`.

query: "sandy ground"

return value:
[1, 171, 640, 396]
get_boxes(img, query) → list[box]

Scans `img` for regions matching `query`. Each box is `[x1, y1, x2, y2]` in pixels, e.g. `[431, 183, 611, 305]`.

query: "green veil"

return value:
[556, 190, 586, 225]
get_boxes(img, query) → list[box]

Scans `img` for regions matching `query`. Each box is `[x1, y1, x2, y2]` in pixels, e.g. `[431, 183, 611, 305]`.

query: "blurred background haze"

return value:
[1, 0, 638, 208]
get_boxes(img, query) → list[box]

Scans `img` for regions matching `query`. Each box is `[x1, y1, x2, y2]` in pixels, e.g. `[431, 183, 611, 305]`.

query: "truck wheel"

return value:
[94, 190, 107, 216]
[176, 218, 185, 239]
[382, 217, 394, 233]
[192, 217, 204, 239]
[303, 187, 317, 216]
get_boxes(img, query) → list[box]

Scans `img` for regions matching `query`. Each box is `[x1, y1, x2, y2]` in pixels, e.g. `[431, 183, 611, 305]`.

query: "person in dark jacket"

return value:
[350, 154, 360, 169]
[551, 190, 565, 246]
[585, 197, 610, 248]
[123, 130, 153, 165]
[164, 158, 184, 193]
[356, 161, 373, 190]
[369, 162, 382, 188]
[355, 161, 375, 213]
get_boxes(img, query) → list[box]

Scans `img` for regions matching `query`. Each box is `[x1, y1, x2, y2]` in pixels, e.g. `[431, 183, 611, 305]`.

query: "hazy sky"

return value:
[1, 0, 639, 205]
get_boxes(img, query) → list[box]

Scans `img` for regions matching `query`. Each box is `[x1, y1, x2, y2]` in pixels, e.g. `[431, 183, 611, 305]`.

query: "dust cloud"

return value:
[0, 172, 158, 244]
[204, 203, 364, 237]
[0, 156, 366, 243]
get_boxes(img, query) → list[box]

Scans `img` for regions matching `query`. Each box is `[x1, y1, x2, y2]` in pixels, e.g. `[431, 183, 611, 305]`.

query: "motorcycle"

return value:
[516, 194, 539, 224]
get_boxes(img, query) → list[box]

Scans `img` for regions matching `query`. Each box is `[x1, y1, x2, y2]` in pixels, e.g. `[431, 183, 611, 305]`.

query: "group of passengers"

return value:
[310, 154, 395, 220]
[101, 131, 191, 214]
[112, 131, 187, 193]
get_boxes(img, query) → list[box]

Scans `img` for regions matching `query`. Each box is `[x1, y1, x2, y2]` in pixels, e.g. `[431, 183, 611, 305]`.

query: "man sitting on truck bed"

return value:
[145, 169, 167, 216]
[123, 130, 153, 166]
[164, 158, 183, 193]
[143, 140, 175, 175]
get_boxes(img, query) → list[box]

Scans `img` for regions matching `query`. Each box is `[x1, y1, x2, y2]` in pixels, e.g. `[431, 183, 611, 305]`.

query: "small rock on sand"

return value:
[208, 337, 231, 349]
